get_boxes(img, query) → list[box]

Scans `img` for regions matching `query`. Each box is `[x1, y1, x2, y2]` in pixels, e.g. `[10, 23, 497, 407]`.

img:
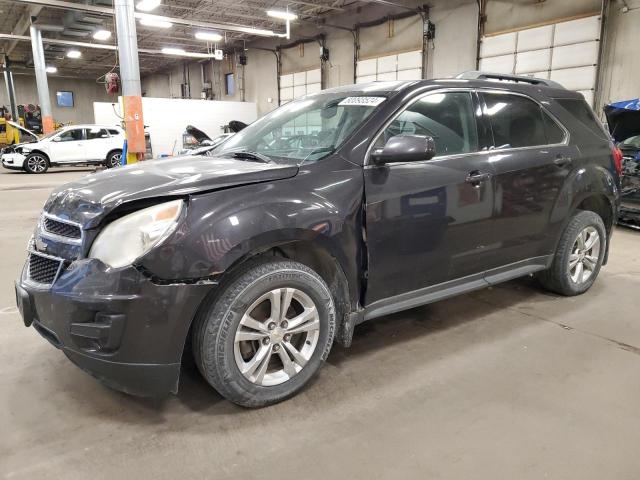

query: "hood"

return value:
[185, 125, 212, 144]
[44, 155, 299, 228]
[6, 121, 38, 143]
[604, 99, 640, 143]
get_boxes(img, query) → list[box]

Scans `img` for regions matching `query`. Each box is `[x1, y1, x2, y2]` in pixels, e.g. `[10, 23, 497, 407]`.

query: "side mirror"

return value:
[370, 134, 436, 165]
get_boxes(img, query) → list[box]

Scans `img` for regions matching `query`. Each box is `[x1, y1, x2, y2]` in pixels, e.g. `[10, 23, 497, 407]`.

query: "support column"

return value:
[29, 25, 54, 134]
[3, 59, 19, 122]
[114, 0, 145, 162]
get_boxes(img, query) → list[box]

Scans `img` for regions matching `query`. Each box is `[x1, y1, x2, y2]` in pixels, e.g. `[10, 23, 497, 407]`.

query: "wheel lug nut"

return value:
[268, 322, 276, 330]
[262, 338, 270, 345]
[273, 344, 280, 352]
[280, 320, 288, 329]
[284, 334, 291, 342]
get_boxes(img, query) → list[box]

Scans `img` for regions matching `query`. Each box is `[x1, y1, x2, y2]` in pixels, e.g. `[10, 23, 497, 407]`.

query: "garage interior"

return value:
[1, 0, 640, 478]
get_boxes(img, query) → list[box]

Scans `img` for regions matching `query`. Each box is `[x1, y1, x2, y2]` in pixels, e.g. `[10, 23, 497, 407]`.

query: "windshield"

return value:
[216, 93, 386, 165]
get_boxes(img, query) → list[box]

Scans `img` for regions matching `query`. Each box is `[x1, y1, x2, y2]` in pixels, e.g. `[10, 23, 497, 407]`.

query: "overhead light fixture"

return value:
[45, 66, 57, 73]
[92, 29, 111, 41]
[139, 17, 172, 28]
[162, 47, 186, 55]
[239, 27, 277, 36]
[266, 10, 298, 20]
[195, 31, 223, 42]
[136, 0, 161, 11]
[66, 50, 82, 59]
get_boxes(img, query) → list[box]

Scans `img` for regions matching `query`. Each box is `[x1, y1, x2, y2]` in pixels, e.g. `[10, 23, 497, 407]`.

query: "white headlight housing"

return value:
[89, 199, 183, 268]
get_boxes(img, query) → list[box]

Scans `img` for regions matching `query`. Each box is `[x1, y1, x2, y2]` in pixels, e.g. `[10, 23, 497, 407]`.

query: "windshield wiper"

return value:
[229, 151, 272, 163]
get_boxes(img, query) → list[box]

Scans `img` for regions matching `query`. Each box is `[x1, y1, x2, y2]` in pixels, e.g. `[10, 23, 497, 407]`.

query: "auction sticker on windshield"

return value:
[338, 97, 386, 106]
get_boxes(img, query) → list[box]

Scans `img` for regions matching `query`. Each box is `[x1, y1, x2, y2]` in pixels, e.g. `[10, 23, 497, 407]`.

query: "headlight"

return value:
[89, 199, 183, 268]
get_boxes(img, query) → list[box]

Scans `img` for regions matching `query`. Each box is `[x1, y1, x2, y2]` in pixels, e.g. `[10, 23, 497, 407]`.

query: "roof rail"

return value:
[456, 71, 565, 89]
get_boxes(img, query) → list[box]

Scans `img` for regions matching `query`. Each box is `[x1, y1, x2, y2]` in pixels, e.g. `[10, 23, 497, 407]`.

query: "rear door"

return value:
[479, 91, 577, 267]
[49, 128, 86, 162]
[84, 127, 111, 161]
[364, 90, 497, 303]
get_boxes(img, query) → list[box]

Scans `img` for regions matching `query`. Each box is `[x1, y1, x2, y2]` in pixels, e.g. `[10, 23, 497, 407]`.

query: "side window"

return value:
[542, 112, 566, 144]
[107, 129, 120, 136]
[482, 93, 551, 148]
[57, 129, 84, 142]
[555, 98, 607, 137]
[374, 91, 479, 157]
[86, 128, 109, 140]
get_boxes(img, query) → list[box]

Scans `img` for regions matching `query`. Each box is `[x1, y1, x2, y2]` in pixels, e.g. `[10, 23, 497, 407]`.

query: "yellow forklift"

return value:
[0, 107, 38, 146]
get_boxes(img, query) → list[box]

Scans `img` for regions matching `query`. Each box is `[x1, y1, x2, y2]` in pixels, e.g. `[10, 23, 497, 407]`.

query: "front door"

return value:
[364, 90, 497, 304]
[49, 128, 86, 162]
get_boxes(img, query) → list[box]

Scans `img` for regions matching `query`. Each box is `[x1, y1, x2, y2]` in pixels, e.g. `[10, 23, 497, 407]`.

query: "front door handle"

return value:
[465, 170, 492, 185]
[554, 155, 573, 167]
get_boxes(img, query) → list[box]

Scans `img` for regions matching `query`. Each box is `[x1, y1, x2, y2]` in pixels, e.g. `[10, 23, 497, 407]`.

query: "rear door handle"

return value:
[465, 171, 492, 185]
[554, 155, 572, 167]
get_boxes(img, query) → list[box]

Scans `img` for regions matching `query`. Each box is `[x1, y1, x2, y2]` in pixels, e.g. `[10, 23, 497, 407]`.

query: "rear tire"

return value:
[192, 258, 336, 407]
[23, 153, 49, 174]
[105, 150, 122, 168]
[538, 210, 606, 296]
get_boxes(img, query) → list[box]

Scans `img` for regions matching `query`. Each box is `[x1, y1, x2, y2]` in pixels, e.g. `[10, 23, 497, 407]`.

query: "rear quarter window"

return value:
[554, 98, 608, 137]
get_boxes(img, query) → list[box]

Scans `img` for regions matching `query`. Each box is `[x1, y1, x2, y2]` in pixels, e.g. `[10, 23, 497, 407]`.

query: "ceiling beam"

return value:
[9, 0, 287, 37]
[0, 33, 221, 59]
[5, 4, 43, 56]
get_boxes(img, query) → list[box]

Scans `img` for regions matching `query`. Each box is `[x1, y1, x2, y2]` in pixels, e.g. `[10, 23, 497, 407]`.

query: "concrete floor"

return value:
[1, 167, 639, 480]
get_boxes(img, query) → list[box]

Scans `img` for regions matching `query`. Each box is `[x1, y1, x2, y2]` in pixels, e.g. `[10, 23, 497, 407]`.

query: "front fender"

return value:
[139, 158, 364, 301]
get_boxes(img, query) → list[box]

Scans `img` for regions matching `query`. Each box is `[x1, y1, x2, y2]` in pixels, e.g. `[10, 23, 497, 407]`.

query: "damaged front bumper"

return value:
[16, 256, 212, 396]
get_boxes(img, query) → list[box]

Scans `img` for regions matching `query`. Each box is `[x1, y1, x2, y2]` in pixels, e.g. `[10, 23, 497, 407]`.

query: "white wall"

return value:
[0, 74, 115, 124]
[94, 97, 257, 157]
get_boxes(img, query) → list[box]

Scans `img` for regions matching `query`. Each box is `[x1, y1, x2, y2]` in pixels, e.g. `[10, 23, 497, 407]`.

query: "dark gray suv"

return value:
[16, 73, 621, 407]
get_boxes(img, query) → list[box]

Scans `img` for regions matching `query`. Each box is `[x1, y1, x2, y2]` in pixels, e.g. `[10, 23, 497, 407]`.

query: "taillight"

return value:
[613, 146, 623, 176]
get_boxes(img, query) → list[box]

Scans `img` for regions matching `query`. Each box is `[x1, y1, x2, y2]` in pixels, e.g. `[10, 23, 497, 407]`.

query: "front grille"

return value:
[43, 217, 81, 239]
[28, 253, 63, 285]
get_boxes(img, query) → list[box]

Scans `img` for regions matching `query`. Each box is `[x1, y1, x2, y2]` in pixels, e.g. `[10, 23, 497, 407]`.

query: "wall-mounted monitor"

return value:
[56, 91, 74, 108]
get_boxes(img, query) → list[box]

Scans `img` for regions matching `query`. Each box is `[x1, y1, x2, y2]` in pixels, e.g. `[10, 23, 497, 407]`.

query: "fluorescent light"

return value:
[92, 29, 111, 41]
[239, 26, 276, 36]
[45, 66, 57, 73]
[267, 10, 298, 20]
[139, 17, 172, 28]
[66, 50, 82, 58]
[136, 0, 161, 11]
[162, 47, 186, 55]
[195, 31, 223, 42]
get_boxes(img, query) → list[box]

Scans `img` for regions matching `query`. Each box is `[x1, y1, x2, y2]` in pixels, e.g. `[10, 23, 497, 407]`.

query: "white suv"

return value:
[1, 124, 125, 174]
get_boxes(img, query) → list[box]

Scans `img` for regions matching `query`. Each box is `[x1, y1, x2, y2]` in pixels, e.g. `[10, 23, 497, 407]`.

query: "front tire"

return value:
[538, 210, 606, 296]
[192, 258, 336, 407]
[24, 153, 49, 174]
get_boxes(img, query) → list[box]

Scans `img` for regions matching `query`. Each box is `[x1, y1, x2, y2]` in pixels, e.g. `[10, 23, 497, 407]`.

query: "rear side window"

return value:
[555, 98, 606, 137]
[86, 128, 108, 140]
[374, 91, 479, 157]
[482, 93, 565, 148]
[108, 129, 120, 136]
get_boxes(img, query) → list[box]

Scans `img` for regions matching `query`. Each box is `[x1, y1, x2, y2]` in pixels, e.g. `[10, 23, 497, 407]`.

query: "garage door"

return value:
[356, 50, 423, 84]
[280, 68, 321, 105]
[479, 15, 601, 106]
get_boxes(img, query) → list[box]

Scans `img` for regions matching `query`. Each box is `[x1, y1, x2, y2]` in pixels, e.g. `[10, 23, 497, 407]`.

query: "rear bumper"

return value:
[16, 259, 212, 397]
[619, 203, 640, 230]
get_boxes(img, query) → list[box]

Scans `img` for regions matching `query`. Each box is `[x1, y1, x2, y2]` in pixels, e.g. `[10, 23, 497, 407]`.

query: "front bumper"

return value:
[16, 258, 212, 396]
[2, 152, 26, 169]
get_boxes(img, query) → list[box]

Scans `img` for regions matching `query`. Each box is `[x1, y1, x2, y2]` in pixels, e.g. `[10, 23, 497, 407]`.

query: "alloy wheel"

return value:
[569, 226, 600, 284]
[109, 153, 122, 168]
[234, 287, 320, 386]
[27, 155, 47, 173]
